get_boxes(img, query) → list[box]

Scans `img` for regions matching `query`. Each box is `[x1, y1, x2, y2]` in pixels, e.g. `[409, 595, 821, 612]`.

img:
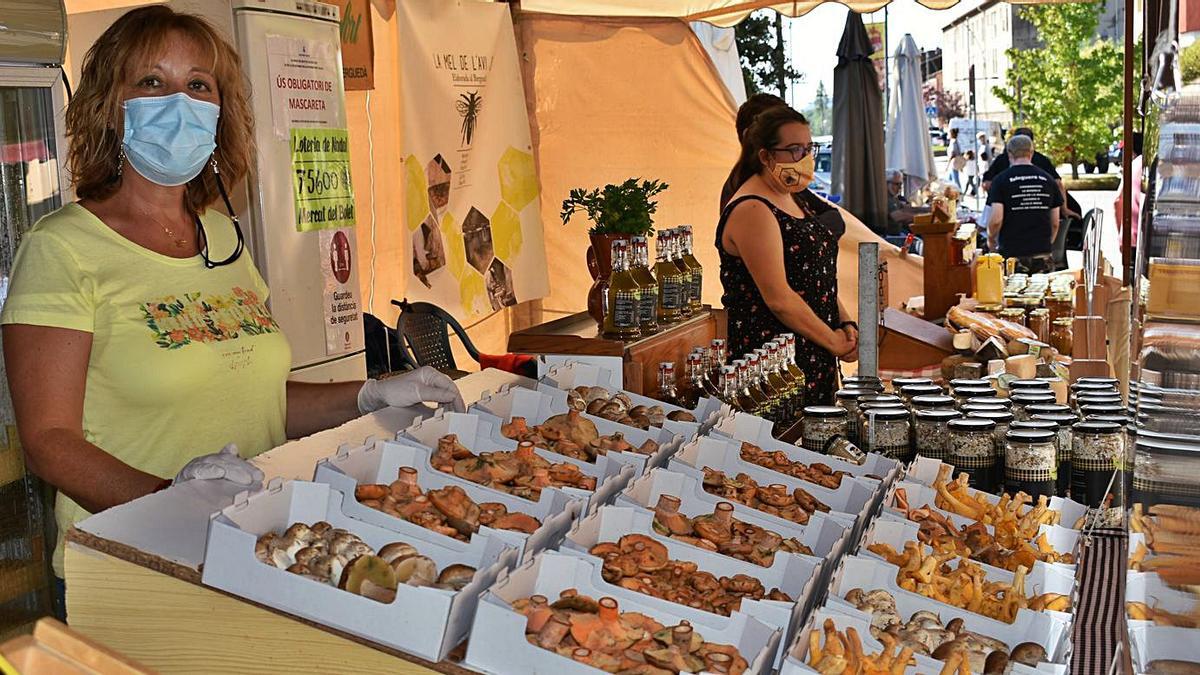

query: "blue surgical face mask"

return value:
[122, 92, 220, 186]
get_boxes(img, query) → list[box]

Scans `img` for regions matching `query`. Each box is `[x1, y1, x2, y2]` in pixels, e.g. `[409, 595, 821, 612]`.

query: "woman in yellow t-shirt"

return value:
[0, 7, 463, 587]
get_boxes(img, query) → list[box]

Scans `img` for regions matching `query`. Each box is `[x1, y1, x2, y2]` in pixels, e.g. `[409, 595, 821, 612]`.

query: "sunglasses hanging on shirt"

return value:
[194, 157, 246, 269]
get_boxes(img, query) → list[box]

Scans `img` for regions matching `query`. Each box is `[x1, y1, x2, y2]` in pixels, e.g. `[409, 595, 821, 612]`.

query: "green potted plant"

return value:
[560, 178, 668, 325]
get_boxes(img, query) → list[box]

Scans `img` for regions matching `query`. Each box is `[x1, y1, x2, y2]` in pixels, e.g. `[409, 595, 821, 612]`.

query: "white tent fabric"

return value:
[690, 22, 748, 106]
[886, 33, 936, 197]
[521, 0, 1072, 27]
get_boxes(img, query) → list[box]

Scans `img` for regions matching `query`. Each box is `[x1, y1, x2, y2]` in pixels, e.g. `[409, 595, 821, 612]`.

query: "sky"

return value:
[784, 0, 983, 110]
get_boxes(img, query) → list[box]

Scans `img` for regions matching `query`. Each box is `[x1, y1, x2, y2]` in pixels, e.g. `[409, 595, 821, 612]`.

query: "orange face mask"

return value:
[770, 153, 815, 193]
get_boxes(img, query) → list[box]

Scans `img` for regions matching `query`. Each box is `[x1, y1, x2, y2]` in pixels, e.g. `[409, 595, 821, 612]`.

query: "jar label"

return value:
[638, 291, 657, 325]
[689, 272, 702, 305]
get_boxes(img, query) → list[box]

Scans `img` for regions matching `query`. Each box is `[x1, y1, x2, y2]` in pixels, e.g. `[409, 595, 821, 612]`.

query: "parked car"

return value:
[813, 135, 832, 188]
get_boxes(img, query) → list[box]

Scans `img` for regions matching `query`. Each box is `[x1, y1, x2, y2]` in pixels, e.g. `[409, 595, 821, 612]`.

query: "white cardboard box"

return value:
[1126, 571, 1199, 624]
[539, 360, 726, 433]
[859, 517, 1078, 582]
[393, 410, 637, 516]
[882, 479, 1082, 558]
[668, 436, 880, 542]
[312, 436, 581, 564]
[856, 519, 1077, 597]
[470, 384, 683, 476]
[617, 468, 853, 564]
[711, 410, 902, 486]
[465, 551, 782, 675]
[201, 479, 519, 662]
[904, 456, 1088, 529]
[1129, 625, 1200, 673]
[781, 605, 1068, 674]
[559, 505, 821, 667]
[826, 555, 1072, 661]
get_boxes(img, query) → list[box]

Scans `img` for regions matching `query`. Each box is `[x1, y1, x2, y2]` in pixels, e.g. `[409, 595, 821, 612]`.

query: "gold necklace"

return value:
[142, 208, 190, 249]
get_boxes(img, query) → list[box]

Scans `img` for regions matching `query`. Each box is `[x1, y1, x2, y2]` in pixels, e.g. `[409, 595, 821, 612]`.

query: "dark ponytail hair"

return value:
[720, 106, 822, 212]
[721, 94, 788, 208]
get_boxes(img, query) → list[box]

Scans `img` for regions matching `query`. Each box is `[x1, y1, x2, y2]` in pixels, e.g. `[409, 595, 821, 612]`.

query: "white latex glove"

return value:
[174, 443, 264, 486]
[357, 365, 466, 414]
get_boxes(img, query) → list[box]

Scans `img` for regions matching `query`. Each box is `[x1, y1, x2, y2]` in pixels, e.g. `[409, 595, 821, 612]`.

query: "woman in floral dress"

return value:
[716, 105, 858, 406]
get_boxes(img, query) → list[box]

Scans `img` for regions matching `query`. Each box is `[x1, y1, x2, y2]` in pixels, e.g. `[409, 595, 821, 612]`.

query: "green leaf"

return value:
[560, 177, 670, 236]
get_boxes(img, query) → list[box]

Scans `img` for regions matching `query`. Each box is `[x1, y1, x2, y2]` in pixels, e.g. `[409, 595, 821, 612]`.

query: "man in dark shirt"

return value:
[983, 127, 1079, 220]
[986, 135, 1063, 273]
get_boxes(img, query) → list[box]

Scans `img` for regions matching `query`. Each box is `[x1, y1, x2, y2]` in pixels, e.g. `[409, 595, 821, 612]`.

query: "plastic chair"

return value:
[391, 299, 481, 376]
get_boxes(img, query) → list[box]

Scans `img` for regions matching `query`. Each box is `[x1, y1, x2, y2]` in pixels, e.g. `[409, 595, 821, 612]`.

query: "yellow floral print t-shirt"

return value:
[0, 203, 291, 576]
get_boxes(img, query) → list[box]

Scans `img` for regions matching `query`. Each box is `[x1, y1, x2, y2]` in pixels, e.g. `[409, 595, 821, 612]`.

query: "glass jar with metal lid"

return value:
[966, 409, 1013, 459]
[1025, 403, 1071, 417]
[1077, 376, 1119, 388]
[914, 409, 960, 462]
[1032, 411, 1079, 497]
[843, 375, 884, 392]
[1081, 403, 1127, 419]
[948, 417, 1000, 493]
[863, 407, 911, 461]
[801, 406, 849, 453]
[976, 303, 1004, 317]
[1028, 308, 1051, 343]
[950, 378, 992, 392]
[1009, 379, 1052, 392]
[954, 385, 999, 405]
[1011, 392, 1058, 420]
[1071, 420, 1125, 507]
[892, 377, 934, 390]
[857, 401, 907, 451]
[966, 396, 1013, 410]
[1005, 429, 1058, 500]
[1050, 317, 1073, 355]
[900, 383, 944, 404]
[834, 388, 874, 443]
[1046, 295, 1074, 322]
[1077, 393, 1123, 408]
[911, 394, 956, 411]
[961, 403, 1008, 416]
[998, 307, 1028, 326]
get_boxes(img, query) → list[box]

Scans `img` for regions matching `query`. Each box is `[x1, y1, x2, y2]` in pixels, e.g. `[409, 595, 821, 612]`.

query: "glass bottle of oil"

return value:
[667, 227, 694, 318]
[731, 360, 759, 413]
[717, 365, 739, 407]
[738, 355, 772, 417]
[630, 236, 659, 336]
[602, 240, 642, 340]
[656, 362, 681, 406]
[750, 349, 782, 422]
[654, 230, 685, 324]
[679, 353, 705, 407]
[680, 224, 704, 316]
[708, 339, 727, 383]
[765, 341, 798, 423]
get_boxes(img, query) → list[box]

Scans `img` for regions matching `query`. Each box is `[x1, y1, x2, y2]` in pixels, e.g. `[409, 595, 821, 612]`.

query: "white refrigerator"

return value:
[233, 0, 366, 383]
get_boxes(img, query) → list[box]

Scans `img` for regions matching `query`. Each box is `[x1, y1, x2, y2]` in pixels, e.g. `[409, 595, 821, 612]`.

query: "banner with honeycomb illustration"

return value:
[397, 0, 549, 321]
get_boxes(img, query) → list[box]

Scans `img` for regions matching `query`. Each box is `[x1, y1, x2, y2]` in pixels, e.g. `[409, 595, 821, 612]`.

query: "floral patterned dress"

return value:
[716, 193, 842, 406]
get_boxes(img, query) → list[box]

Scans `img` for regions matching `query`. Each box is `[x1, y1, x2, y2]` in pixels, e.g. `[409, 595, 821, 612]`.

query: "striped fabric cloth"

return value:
[1070, 530, 1128, 675]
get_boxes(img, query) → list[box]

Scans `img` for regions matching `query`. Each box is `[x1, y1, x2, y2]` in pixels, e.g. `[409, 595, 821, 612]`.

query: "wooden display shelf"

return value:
[64, 533, 465, 675]
[507, 308, 725, 395]
[0, 617, 154, 674]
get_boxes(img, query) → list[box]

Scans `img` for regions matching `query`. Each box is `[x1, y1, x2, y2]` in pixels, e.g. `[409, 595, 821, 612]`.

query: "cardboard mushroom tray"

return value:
[465, 550, 782, 675]
[201, 480, 519, 662]
[1126, 571, 1200, 627]
[780, 606, 1067, 675]
[617, 469, 853, 569]
[826, 555, 1072, 656]
[668, 435, 881, 544]
[538, 360, 727, 437]
[559, 504, 820, 668]
[396, 409, 638, 515]
[859, 517, 1079, 585]
[903, 457, 1088, 529]
[1129, 625, 1200, 673]
[471, 384, 684, 476]
[313, 433, 582, 564]
[711, 410, 903, 489]
[881, 479, 1082, 559]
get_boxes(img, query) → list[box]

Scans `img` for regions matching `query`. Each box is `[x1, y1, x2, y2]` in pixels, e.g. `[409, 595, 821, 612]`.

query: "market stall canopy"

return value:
[520, 0, 1077, 26]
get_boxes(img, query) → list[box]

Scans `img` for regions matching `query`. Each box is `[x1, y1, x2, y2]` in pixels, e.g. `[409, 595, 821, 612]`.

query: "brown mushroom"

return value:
[652, 495, 694, 536]
[667, 410, 698, 423]
[491, 511, 541, 533]
[337, 554, 398, 602]
[1009, 642, 1048, 667]
[392, 554, 438, 587]
[435, 563, 477, 591]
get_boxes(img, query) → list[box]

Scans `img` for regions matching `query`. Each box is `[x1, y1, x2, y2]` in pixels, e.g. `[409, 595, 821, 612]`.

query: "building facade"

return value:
[941, 0, 1126, 127]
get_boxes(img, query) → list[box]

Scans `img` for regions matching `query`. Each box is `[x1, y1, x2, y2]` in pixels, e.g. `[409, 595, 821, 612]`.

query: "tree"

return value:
[804, 80, 832, 135]
[992, 0, 1123, 178]
[735, 11, 801, 98]
[923, 84, 966, 126]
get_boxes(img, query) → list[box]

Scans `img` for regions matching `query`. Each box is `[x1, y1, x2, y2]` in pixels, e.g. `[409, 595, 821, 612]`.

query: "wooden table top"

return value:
[507, 308, 718, 356]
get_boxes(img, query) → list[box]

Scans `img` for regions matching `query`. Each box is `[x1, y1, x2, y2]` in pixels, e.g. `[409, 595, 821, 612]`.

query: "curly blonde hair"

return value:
[65, 6, 254, 214]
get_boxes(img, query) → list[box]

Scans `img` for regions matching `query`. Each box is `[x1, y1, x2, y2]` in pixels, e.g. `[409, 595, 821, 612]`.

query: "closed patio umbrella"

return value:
[886, 33, 936, 200]
[832, 11, 887, 233]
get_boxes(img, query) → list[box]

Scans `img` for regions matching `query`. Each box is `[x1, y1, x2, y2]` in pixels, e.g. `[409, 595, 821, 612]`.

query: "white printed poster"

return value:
[266, 35, 342, 138]
[320, 228, 359, 355]
[397, 0, 549, 321]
